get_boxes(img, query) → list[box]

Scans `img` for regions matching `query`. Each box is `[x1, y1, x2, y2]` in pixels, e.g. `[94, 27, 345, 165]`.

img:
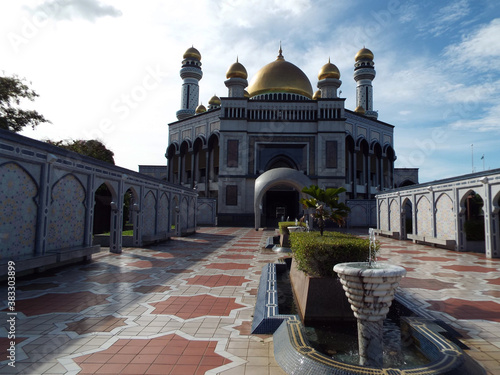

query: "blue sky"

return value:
[1, 0, 499, 183]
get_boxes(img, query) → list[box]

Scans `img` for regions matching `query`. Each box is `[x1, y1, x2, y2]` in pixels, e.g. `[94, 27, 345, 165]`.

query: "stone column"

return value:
[177, 154, 182, 184]
[352, 151, 357, 199]
[109, 181, 123, 254]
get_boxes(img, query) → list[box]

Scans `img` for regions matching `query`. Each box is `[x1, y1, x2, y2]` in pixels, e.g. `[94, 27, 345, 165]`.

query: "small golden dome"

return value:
[318, 59, 340, 80]
[313, 90, 321, 100]
[183, 46, 201, 60]
[354, 105, 366, 114]
[244, 90, 250, 98]
[195, 103, 206, 114]
[226, 58, 248, 79]
[355, 47, 374, 62]
[247, 49, 313, 99]
[208, 95, 221, 105]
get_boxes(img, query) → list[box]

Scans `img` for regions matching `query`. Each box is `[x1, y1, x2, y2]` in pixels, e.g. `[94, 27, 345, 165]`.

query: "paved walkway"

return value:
[1, 227, 500, 374]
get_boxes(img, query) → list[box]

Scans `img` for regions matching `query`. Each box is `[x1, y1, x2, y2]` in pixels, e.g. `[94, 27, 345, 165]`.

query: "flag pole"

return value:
[471, 144, 474, 173]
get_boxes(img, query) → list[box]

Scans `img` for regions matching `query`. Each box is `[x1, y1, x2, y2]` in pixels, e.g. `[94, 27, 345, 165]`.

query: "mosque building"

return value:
[166, 46, 400, 228]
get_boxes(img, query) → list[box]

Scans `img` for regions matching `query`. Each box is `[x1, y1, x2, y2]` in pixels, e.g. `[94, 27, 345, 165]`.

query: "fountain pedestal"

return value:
[333, 262, 406, 367]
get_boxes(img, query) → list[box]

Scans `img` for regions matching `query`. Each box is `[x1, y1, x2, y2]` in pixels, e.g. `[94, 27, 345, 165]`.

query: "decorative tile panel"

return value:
[142, 190, 156, 236]
[0, 162, 38, 258]
[47, 174, 85, 251]
[436, 193, 454, 239]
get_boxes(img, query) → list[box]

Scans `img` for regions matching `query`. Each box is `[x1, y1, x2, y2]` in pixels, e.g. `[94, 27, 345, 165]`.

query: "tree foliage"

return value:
[0, 74, 50, 132]
[300, 185, 350, 235]
[47, 139, 115, 164]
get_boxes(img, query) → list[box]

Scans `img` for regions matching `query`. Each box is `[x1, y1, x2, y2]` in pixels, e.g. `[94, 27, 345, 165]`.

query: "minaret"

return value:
[317, 58, 342, 98]
[176, 46, 203, 121]
[353, 47, 377, 119]
[224, 58, 248, 98]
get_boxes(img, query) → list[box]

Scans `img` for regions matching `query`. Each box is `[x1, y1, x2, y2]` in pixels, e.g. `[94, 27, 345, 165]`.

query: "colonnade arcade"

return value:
[345, 135, 395, 199]
[166, 132, 220, 198]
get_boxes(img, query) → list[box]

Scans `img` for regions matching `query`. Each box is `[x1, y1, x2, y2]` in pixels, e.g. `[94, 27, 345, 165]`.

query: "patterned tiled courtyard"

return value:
[1, 227, 500, 374]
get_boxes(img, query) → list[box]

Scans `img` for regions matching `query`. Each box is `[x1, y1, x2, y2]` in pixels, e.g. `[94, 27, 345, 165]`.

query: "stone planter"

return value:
[289, 259, 354, 325]
[279, 233, 289, 247]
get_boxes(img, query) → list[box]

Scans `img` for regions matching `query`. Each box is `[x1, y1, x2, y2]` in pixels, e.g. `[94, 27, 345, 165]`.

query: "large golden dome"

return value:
[247, 49, 313, 99]
[318, 58, 340, 80]
[355, 47, 374, 61]
[183, 46, 201, 60]
[226, 59, 248, 79]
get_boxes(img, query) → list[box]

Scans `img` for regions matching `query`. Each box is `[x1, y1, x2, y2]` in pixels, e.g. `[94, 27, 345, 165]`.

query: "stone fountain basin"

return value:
[334, 262, 407, 321]
[253, 262, 485, 374]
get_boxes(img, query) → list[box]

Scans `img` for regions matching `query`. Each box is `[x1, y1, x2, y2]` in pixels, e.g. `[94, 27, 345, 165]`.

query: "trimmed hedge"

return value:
[278, 221, 306, 235]
[289, 231, 376, 277]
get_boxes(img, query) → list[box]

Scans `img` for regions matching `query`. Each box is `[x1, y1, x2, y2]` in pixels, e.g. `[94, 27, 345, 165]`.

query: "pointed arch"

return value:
[436, 192, 454, 239]
[47, 173, 86, 250]
[416, 195, 432, 237]
[158, 191, 170, 233]
[143, 190, 157, 236]
[389, 198, 400, 232]
[0, 162, 39, 258]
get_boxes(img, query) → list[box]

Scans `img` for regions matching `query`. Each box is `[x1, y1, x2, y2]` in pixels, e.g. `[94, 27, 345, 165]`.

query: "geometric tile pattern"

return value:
[413, 256, 454, 262]
[442, 265, 498, 273]
[73, 334, 231, 375]
[426, 298, 500, 322]
[149, 295, 245, 319]
[63, 315, 127, 334]
[399, 277, 456, 290]
[85, 272, 151, 284]
[127, 259, 175, 268]
[3, 227, 500, 375]
[205, 262, 252, 270]
[217, 254, 255, 260]
[7, 291, 110, 316]
[186, 275, 251, 287]
[486, 278, 500, 286]
[133, 285, 172, 294]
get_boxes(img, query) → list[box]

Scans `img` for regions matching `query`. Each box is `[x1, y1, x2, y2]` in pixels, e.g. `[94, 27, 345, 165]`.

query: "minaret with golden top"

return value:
[354, 47, 377, 119]
[176, 46, 203, 120]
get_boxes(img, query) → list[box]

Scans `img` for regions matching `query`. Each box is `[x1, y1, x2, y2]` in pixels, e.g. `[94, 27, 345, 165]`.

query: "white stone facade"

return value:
[167, 47, 397, 227]
[376, 169, 500, 258]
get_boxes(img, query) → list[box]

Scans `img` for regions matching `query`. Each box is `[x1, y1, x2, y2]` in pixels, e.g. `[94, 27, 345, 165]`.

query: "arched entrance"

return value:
[254, 168, 312, 229]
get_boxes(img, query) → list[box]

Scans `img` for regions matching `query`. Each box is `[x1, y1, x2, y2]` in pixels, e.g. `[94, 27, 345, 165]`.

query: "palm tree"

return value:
[300, 185, 350, 235]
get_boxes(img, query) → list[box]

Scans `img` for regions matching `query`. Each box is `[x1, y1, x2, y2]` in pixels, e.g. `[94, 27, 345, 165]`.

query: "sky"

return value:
[1, 0, 500, 183]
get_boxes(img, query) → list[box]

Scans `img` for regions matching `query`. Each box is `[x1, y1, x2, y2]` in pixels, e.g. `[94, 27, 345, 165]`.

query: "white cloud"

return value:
[29, 0, 122, 22]
[444, 18, 500, 72]
[449, 103, 500, 133]
[429, 0, 470, 36]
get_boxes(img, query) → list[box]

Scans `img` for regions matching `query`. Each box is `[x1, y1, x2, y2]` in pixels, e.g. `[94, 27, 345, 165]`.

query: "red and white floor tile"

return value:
[1, 227, 500, 374]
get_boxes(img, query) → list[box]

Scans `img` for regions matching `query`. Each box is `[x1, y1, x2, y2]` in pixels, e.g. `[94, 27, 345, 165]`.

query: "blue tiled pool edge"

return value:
[251, 263, 296, 334]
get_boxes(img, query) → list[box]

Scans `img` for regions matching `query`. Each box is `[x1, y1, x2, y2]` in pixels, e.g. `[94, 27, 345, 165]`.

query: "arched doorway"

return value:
[462, 190, 485, 253]
[263, 185, 300, 228]
[93, 183, 113, 235]
[402, 198, 413, 239]
[254, 168, 312, 229]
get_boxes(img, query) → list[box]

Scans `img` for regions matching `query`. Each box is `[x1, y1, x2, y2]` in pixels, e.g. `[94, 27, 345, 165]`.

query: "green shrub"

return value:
[278, 221, 306, 235]
[289, 231, 376, 277]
